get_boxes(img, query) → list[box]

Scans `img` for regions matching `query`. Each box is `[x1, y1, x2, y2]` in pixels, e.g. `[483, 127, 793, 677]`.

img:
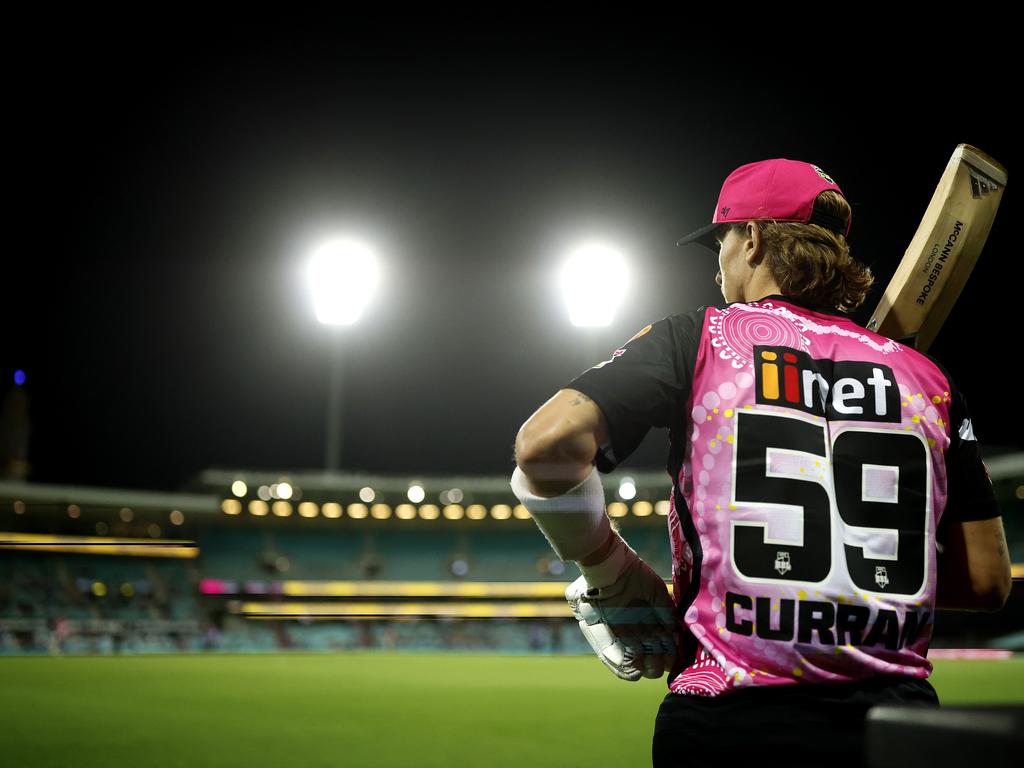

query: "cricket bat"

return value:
[866, 143, 1007, 352]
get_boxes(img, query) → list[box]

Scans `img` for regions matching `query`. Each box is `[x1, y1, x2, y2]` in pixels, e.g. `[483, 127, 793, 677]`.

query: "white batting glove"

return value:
[566, 535, 679, 681]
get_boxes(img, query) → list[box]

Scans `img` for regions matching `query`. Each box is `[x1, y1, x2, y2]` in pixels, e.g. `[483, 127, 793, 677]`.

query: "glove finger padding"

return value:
[630, 604, 677, 679]
[567, 576, 643, 681]
[565, 552, 681, 682]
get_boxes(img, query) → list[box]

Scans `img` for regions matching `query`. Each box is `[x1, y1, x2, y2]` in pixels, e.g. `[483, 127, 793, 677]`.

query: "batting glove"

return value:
[566, 534, 679, 681]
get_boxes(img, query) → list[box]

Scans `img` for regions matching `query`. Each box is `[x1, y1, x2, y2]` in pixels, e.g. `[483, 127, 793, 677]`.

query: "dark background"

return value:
[7, 18, 1018, 490]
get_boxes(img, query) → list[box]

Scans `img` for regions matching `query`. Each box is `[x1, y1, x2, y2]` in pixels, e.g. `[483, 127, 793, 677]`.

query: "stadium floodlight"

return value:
[560, 243, 629, 328]
[306, 238, 379, 472]
[307, 239, 379, 326]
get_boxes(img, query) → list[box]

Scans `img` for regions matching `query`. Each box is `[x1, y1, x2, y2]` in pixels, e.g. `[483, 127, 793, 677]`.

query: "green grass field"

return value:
[2, 653, 1022, 768]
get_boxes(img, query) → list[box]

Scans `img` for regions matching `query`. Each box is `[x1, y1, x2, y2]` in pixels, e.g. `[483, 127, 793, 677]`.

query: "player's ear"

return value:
[744, 221, 763, 268]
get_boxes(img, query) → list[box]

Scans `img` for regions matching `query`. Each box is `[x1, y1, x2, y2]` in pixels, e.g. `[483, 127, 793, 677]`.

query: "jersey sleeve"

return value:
[922, 354, 1002, 535]
[941, 386, 1001, 524]
[562, 311, 700, 473]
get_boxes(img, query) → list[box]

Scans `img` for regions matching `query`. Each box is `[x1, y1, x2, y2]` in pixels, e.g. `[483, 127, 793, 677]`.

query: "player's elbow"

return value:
[970, 581, 1011, 612]
[974, 550, 1013, 612]
[515, 426, 584, 478]
[514, 424, 598, 501]
[983, 568, 1013, 612]
[515, 419, 594, 472]
[515, 391, 607, 497]
[935, 516, 1013, 612]
[948, 570, 1012, 612]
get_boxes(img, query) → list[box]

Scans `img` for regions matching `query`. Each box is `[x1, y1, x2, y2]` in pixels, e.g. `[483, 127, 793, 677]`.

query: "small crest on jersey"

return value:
[774, 551, 791, 576]
[590, 347, 627, 370]
[875, 566, 890, 589]
[959, 418, 976, 442]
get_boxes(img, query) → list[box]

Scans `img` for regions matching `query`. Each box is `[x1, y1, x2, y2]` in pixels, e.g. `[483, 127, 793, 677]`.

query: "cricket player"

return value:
[510, 158, 1011, 767]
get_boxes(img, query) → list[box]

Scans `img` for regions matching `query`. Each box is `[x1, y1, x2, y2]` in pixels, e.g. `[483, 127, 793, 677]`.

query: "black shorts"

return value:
[652, 675, 939, 768]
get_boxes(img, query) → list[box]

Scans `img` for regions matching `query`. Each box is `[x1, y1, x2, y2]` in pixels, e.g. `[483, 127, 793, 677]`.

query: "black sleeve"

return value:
[920, 354, 1002, 540]
[562, 310, 701, 473]
[941, 386, 1001, 523]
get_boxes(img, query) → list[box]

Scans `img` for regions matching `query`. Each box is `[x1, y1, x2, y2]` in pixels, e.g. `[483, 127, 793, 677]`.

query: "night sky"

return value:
[8, 21, 1018, 490]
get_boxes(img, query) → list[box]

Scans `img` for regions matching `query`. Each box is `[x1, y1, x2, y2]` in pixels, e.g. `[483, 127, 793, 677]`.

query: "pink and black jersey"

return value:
[565, 294, 1000, 697]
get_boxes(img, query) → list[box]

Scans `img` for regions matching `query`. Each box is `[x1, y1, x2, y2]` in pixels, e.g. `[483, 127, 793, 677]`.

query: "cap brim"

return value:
[675, 222, 721, 252]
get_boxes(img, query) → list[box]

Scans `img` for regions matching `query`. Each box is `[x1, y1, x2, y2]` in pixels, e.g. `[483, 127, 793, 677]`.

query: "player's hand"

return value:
[565, 539, 679, 681]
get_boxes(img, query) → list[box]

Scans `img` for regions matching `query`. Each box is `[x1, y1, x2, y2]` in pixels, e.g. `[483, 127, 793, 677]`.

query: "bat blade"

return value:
[866, 144, 1007, 352]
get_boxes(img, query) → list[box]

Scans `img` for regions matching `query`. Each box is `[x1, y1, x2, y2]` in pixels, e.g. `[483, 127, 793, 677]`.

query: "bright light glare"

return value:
[308, 239, 379, 326]
[560, 244, 629, 327]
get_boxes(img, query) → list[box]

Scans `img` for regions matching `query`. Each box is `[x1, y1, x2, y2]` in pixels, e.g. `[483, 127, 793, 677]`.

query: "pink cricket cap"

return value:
[676, 158, 852, 252]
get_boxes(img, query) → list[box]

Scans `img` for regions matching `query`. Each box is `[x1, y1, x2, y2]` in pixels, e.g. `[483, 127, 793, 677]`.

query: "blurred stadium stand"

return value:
[1, 455, 1021, 656]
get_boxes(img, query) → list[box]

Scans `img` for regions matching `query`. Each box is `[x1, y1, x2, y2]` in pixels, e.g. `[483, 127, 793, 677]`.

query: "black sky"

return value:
[7, 20, 1019, 490]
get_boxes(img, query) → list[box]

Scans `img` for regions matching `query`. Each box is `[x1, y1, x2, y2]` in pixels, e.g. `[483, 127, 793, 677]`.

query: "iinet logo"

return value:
[753, 345, 900, 423]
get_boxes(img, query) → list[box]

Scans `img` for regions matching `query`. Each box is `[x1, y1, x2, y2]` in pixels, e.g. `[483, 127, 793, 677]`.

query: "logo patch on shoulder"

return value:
[627, 324, 653, 344]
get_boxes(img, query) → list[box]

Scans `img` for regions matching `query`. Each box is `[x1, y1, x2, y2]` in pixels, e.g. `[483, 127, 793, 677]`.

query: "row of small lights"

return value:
[228, 477, 653, 511]
[230, 480, 468, 506]
[220, 498, 671, 520]
[11, 500, 187, 528]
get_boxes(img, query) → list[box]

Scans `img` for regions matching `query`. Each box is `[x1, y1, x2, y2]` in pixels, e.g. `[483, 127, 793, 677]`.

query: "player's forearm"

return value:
[935, 517, 1012, 612]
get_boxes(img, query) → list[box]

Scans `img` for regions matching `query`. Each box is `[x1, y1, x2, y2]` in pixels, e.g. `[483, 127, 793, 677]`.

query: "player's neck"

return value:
[742, 267, 783, 303]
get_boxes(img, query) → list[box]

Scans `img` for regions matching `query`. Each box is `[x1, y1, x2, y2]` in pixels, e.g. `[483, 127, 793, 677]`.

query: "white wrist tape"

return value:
[577, 535, 632, 589]
[509, 464, 610, 563]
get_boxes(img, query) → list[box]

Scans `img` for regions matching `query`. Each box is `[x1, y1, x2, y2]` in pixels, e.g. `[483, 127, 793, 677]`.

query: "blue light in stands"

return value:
[14, 370, 26, 386]
[547, 559, 566, 576]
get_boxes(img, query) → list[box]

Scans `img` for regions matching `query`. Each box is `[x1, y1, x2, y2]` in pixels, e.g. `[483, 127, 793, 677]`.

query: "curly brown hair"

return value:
[725, 190, 874, 313]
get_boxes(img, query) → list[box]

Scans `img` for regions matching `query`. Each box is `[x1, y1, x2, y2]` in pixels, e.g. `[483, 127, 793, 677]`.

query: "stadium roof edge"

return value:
[0, 480, 219, 514]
